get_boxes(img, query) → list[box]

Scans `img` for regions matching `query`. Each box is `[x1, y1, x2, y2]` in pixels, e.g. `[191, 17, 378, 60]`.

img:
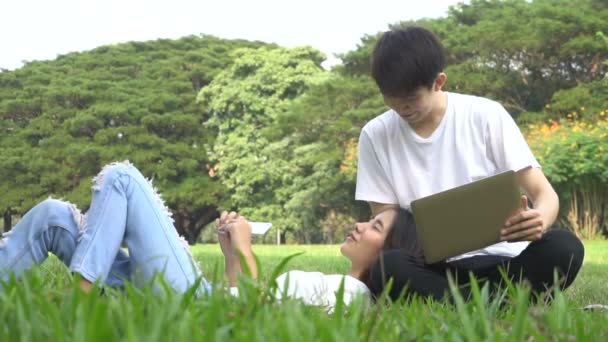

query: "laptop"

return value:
[410, 171, 521, 264]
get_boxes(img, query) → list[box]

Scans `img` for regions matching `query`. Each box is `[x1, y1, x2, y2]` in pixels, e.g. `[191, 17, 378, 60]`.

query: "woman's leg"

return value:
[0, 199, 81, 282]
[0, 196, 130, 289]
[69, 161, 208, 293]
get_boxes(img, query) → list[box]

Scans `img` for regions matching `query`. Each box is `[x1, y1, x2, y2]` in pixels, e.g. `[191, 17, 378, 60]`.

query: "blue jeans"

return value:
[0, 161, 210, 293]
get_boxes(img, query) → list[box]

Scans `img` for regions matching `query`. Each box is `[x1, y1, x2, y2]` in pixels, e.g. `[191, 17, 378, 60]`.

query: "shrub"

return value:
[524, 115, 608, 238]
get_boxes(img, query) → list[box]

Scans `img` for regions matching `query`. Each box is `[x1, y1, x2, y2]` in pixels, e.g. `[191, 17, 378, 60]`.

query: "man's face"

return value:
[383, 86, 436, 124]
[382, 73, 447, 125]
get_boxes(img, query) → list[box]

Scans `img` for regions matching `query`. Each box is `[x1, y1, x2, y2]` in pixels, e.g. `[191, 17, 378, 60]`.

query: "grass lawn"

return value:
[0, 241, 606, 341]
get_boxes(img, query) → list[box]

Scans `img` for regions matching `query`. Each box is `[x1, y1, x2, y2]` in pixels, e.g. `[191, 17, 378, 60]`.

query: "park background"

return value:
[1, 0, 608, 340]
[1, 0, 607, 245]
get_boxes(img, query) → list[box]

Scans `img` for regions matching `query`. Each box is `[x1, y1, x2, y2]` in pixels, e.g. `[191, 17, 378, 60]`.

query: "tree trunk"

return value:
[3, 208, 12, 233]
[173, 207, 218, 245]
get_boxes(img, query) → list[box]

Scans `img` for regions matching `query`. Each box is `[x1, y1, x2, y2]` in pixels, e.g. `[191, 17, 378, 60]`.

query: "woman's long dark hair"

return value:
[362, 207, 424, 291]
[382, 208, 424, 259]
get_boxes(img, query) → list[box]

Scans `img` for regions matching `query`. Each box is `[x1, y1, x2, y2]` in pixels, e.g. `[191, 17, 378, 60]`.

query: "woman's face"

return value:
[340, 209, 398, 271]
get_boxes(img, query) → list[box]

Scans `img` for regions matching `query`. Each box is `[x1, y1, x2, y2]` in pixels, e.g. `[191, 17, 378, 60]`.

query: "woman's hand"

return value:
[224, 219, 253, 257]
[217, 211, 238, 259]
[217, 211, 253, 257]
[216, 211, 257, 286]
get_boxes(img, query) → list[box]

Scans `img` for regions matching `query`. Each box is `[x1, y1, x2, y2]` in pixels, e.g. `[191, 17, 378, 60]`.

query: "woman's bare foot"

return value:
[78, 278, 94, 293]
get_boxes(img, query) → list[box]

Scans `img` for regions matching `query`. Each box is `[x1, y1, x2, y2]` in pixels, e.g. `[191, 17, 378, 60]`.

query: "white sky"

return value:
[1, 0, 467, 70]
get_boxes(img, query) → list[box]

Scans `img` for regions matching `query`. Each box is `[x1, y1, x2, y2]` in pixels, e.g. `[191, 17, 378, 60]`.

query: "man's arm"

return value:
[518, 167, 559, 228]
[369, 202, 400, 217]
[356, 130, 400, 210]
[501, 167, 559, 241]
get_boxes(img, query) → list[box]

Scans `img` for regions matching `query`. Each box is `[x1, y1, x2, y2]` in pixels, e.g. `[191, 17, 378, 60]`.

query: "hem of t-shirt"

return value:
[510, 161, 542, 172]
[447, 241, 530, 261]
[355, 192, 398, 205]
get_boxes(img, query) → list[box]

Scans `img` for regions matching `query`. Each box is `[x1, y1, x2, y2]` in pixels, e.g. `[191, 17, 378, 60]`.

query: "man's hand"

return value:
[501, 195, 545, 242]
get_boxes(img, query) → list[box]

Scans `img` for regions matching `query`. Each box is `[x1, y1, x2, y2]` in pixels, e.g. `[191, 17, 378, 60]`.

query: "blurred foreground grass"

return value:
[0, 241, 604, 341]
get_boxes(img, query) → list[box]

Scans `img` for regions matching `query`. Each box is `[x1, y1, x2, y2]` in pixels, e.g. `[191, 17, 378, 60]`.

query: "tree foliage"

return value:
[340, 0, 608, 115]
[271, 75, 385, 242]
[0, 35, 266, 242]
[197, 46, 330, 242]
[2, 0, 607, 242]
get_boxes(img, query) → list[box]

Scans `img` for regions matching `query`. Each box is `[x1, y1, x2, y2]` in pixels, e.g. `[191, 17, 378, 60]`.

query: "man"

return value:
[356, 26, 584, 301]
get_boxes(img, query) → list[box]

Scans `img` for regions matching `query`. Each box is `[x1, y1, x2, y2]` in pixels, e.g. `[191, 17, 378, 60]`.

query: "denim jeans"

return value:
[0, 161, 210, 293]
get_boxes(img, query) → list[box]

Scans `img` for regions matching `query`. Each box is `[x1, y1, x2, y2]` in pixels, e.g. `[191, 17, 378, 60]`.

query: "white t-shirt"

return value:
[356, 92, 540, 259]
[274, 270, 370, 307]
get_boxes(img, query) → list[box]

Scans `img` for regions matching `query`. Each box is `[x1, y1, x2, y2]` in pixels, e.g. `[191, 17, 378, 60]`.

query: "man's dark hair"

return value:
[371, 26, 446, 96]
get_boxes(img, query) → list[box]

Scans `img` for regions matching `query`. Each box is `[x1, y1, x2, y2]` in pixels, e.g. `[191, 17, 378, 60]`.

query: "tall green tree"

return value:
[197, 46, 327, 241]
[339, 0, 608, 115]
[272, 75, 385, 242]
[544, 31, 608, 121]
[0, 35, 265, 242]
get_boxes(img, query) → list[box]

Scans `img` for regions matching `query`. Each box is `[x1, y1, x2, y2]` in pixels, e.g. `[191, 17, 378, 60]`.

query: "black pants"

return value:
[368, 229, 585, 301]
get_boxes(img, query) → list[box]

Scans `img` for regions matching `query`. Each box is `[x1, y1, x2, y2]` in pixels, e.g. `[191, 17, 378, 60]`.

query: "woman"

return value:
[0, 161, 419, 305]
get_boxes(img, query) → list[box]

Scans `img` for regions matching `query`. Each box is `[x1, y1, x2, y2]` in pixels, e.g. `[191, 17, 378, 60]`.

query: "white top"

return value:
[274, 270, 370, 307]
[356, 92, 539, 259]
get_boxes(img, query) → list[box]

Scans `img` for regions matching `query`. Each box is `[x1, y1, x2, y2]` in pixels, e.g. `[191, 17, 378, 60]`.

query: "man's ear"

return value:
[434, 72, 447, 91]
